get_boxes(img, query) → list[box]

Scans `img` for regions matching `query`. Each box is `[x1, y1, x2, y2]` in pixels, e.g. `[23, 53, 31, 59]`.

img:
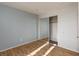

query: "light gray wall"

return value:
[0, 5, 38, 51]
[40, 3, 78, 52]
[40, 18, 49, 39]
[58, 3, 78, 52]
[77, 2, 79, 51]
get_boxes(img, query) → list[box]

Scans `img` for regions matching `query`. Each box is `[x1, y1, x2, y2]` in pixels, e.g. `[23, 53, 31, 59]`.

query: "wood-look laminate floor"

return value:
[0, 38, 79, 56]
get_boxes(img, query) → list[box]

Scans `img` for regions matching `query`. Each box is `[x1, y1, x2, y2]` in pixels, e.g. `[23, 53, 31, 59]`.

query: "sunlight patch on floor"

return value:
[43, 44, 56, 56]
[27, 42, 49, 56]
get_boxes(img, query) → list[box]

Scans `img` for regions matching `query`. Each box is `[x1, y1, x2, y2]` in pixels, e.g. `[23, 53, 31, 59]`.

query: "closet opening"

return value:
[49, 16, 58, 45]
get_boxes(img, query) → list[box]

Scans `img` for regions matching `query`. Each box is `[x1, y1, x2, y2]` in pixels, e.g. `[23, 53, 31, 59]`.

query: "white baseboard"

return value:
[0, 39, 37, 52]
[0, 37, 48, 52]
[58, 45, 79, 53]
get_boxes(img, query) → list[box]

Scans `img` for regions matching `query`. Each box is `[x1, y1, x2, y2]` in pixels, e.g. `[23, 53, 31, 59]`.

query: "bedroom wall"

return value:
[0, 4, 38, 51]
[40, 2, 78, 52]
[77, 2, 79, 51]
[39, 18, 49, 39]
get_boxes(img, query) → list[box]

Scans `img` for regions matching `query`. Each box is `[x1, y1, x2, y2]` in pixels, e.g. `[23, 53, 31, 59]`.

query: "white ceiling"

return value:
[1, 2, 76, 16]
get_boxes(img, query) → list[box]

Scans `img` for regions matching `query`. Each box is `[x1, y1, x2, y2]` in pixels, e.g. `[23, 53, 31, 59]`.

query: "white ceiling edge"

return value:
[39, 7, 68, 18]
[39, 3, 78, 18]
[39, 10, 60, 18]
[0, 2, 78, 19]
[0, 3, 39, 16]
